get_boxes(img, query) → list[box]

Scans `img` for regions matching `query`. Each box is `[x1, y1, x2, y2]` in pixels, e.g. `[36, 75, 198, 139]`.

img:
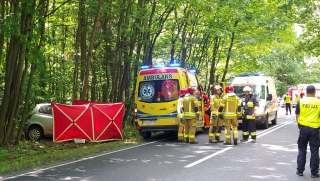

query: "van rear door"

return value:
[137, 79, 180, 125]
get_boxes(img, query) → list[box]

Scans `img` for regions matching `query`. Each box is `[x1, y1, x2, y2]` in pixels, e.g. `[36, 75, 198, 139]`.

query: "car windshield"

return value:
[138, 79, 180, 103]
[234, 85, 266, 100]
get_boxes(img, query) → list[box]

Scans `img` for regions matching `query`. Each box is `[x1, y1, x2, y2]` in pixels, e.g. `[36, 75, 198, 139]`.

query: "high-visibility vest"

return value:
[210, 94, 222, 115]
[285, 95, 291, 103]
[183, 95, 198, 119]
[298, 97, 320, 128]
[221, 93, 239, 118]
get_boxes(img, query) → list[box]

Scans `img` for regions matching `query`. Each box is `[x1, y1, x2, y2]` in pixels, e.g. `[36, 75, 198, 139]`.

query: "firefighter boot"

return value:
[215, 136, 223, 143]
[233, 138, 238, 145]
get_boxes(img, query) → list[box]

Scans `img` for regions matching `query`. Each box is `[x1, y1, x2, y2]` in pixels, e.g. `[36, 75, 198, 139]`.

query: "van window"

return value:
[234, 85, 266, 100]
[187, 73, 198, 87]
[138, 80, 180, 103]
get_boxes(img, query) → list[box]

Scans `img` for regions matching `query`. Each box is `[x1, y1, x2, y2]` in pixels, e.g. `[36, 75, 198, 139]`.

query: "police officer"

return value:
[209, 85, 224, 143]
[182, 86, 200, 144]
[219, 85, 241, 145]
[285, 93, 291, 115]
[295, 85, 320, 178]
[177, 88, 188, 141]
[240, 86, 259, 143]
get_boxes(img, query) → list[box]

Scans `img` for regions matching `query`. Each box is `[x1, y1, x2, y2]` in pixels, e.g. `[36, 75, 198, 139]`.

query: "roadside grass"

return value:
[0, 125, 143, 176]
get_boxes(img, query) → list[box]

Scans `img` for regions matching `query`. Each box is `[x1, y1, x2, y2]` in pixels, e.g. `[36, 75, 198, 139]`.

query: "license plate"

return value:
[142, 120, 156, 125]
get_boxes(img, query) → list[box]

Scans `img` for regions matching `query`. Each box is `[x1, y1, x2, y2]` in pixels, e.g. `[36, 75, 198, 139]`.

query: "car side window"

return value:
[39, 105, 52, 115]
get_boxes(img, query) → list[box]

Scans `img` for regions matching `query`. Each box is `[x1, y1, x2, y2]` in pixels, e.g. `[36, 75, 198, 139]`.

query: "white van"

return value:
[230, 73, 278, 129]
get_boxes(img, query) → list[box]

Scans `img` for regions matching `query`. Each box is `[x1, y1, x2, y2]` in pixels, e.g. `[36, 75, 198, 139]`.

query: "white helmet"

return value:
[243, 86, 252, 93]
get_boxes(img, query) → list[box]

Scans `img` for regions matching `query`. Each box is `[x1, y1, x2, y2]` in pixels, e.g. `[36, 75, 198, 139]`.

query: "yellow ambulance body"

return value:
[134, 64, 205, 138]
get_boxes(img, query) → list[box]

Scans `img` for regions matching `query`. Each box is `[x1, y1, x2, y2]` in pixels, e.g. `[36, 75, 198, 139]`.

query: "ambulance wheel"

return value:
[272, 112, 277, 125]
[261, 114, 269, 129]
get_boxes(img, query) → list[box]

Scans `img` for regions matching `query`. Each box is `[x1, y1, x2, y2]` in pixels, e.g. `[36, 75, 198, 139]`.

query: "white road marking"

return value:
[184, 119, 296, 168]
[184, 147, 233, 168]
[2, 137, 175, 180]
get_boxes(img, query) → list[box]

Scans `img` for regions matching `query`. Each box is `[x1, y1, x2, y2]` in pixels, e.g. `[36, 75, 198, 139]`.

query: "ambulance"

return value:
[230, 73, 278, 129]
[134, 64, 205, 138]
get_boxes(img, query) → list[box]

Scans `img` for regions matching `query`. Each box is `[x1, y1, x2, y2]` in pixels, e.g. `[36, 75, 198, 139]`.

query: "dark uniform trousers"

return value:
[242, 118, 256, 139]
[297, 126, 319, 175]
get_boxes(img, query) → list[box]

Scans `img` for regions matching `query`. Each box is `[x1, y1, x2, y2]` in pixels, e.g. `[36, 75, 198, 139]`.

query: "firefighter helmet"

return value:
[187, 86, 195, 94]
[243, 86, 252, 93]
[213, 85, 223, 94]
[300, 92, 305, 97]
[225, 85, 234, 93]
[179, 88, 188, 97]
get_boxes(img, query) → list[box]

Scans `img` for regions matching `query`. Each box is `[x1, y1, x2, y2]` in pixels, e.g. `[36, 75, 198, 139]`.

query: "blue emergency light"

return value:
[140, 65, 152, 70]
[169, 63, 180, 67]
[189, 68, 196, 73]
[139, 63, 182, 70]
[153, 64, 166, 68]
[237, 73, 265, 77]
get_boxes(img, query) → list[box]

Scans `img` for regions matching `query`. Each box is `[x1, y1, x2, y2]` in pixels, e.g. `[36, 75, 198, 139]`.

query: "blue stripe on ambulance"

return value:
[137, 110, 177, 119]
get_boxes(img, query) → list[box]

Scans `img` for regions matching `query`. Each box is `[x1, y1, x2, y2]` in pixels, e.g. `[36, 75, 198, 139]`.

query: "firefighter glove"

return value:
[181, 117, 185, 123]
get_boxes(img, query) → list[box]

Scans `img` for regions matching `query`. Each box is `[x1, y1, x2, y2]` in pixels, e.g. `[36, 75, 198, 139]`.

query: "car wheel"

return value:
[272, 112, 277, 125]
[27, 126, 43, 140]
[261, 114, 269, 129]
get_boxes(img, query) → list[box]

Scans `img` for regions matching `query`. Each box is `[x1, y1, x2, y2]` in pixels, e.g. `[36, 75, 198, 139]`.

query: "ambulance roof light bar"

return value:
[139, 63, 181, 70]
[168, 63, 180, 67]
[237, 73, 265, 77]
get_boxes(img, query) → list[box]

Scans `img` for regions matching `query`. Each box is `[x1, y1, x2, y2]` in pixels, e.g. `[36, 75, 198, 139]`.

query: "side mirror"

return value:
[267, 94, 272, 101]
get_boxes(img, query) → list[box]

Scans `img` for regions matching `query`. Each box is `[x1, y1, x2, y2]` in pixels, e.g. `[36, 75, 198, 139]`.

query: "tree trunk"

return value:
[79, 0, 87, 100]
[80, 0, 102, 100]
[209, 35, 220, 85]
[221, 20, 239, 82]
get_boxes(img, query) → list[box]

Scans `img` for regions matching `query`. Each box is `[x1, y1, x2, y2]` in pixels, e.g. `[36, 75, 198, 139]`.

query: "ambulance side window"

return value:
[187, 73, 198, 87]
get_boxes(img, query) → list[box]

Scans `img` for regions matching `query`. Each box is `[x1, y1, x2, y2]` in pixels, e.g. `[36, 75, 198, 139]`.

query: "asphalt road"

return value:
[2, 108, 318, 181]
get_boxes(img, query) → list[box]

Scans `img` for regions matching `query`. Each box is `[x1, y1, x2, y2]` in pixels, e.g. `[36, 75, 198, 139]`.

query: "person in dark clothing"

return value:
[240, 86, 259, 143]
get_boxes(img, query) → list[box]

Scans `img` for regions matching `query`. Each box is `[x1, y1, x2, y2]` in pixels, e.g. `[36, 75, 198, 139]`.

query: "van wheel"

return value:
[272, 112, 277, 125]
[261, 114, 269, 129]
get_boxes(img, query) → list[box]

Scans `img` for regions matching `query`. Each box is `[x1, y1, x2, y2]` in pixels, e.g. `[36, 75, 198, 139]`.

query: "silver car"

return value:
[24, 103, 53, 140]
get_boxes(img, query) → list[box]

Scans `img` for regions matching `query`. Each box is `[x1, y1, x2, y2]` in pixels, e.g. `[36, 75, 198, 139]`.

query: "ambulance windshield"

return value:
[234, 85, 266, 100]
[138, 80, 180, 103]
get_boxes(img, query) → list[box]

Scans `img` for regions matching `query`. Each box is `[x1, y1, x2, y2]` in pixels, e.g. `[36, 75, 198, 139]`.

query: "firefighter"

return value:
[203, 94, 211, 128]
[219, 85, 241, 145]
[209, 85, 224, 143]
[177, 88, 188, 141]
[182, 86, 200, 144]
[240, 86, 259, 143]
